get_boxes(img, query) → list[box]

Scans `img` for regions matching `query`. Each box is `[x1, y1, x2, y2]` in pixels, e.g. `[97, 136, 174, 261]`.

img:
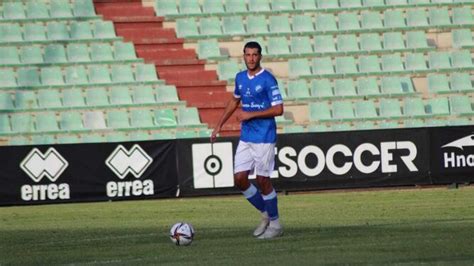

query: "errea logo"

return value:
[105, 144, 154, 197]
[20, 148, 70, 201]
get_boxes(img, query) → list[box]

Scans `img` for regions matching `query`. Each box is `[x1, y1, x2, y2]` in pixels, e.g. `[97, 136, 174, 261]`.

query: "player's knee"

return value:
[256, 176, 273, 195]
[234, 172, 250, 190]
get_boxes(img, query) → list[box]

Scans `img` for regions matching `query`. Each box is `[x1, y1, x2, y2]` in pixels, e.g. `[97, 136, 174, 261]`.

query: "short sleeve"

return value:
[233, 74, 241, 99]
[267, 76, 283, 106]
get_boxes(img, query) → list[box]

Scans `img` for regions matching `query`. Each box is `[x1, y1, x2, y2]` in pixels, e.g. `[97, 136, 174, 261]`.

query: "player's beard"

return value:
[246, 61, 261, 72]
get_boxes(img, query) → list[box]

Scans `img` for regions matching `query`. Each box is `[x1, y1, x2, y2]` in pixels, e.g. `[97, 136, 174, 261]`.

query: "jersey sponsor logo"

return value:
[192, 143, 234, 189]
[441, 134, 474, 168]
[20, 148, 70, 201]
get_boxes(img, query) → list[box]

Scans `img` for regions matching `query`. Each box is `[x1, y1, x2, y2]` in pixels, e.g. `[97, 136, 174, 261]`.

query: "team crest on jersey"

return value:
[255, 85, 263, 93]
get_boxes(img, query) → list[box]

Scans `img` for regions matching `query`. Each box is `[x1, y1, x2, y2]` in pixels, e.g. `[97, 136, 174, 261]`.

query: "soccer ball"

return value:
[169, 222, 195, 246]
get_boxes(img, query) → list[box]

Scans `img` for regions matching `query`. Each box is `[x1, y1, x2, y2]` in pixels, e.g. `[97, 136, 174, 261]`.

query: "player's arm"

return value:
[210, 96, 240, 142]
[237, 103, 283, 122]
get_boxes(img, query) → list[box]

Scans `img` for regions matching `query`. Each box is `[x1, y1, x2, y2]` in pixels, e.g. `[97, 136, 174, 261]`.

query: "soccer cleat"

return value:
[253, 218, 269, 237]
[257, 226, 283, 240]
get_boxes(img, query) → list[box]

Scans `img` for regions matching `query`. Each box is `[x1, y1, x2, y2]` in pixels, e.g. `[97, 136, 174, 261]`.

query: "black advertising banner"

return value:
[0, 140, 178, 206]
[176, 128, 432, 196]
[429, 125, 474, 184]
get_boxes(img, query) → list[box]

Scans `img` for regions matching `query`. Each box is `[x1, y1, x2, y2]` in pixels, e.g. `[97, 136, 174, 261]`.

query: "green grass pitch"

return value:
[1, 187, 474, 265]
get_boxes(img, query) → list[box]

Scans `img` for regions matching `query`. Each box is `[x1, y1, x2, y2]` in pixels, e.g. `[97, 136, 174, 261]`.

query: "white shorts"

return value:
[234, 141, 275, 177]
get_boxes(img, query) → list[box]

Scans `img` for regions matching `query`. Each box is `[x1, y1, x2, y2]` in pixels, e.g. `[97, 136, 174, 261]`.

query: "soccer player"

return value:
[210, 41, 284, 239]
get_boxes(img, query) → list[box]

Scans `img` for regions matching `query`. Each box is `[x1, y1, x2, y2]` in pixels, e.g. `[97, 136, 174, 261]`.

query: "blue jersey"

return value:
[234, 69, 283, 144]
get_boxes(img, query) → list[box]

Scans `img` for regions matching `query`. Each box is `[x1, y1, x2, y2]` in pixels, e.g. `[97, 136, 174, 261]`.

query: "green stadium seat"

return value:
[26, 2, 49, 20]
[111, 65, 134, 83]
[336, 34, 359, 53]
[114, 42, 137, 61]
[73, 0, 96, 17]
[15, 91, 38, 110]
[335, 79, 357, 97]
[429, 8, 451, 26]
[451, 50, 473, 69]
[360, 33, 383, 52]
[331, 123, 353, 131]
[332, 101, 355, 120]
[0, 46, 20, 65]
[86, 87, 109, 107]
[403, 119, 425, 128]
[428, 51, 451, 69]
[269, 15, 292, 34]
[340, 0, 363, 8]
[316, 0, 339, 10]
[131, 109, 155, 128]
[70, 21, 93, 40]
[136, 64, 159, 82]
[249, 0, 271, 12]
[50, 0, 73, 18]
[381, 53, 405, 73]
[408, 0, 430, 6]
[47, 21, 69, 40]
[156, 86, 180, 104]
[91, 43, 114, 62]
[38, 89, 62, 109]
[110, 86, 133, 106]
[361, 11, 384, 30]
[381, 76, 414, 95]
[0, 69, 17, 88]
[179, 0, 202, 15]
[18, 68, 41, 87]
[20, 46, 43, 65]
[335, 56, 358, 75]
[11, 113, 35, 133]
[282, 125, 306, 133]
[154, 109, 177, 127]
[271, 0, 295, 12]
[312, 57, 335, 75]
[107, 110, 130, 129]
[450, 73, 473, 92]
[359, 55, 382, 74]
[407, 31, 430, 51]
[24, 24, 46, 42]
[93, 21, 116, 39]
[315, 14, 337, 32]
[88, 65, 112, 84]
[36, 112, 59, 132]
[133, 86, 156, 104]
[426, 97, 450, 115]
[449, 95, 473, 115]
[452, 29, 474, 49]
[56, 134, 81, 144]
[309, 102, 332, 121]
[287, 80, 311, 99]
[362, 0, 385, 8]
[246, 16, 269, 35]
[0, 114, 11, 133]
[83, 111, 106, 130]
[3, 2, 26, 20]
[380, 98, 403, 118]
[289, 58, 311, 77]
[307, 124, 330, 132]
[0, 92, 14, 110]
[357, 77, 381, 97]
[407, 9, 429, 28]
[224, 0, 248, 13]
[44, 44, 67, 64]
[217, 60, 240, 81]
[383, 32, 405, 51]
[290, 36, 313, 56]
[338, 13, 361, 31]
[452, 7, 474, 25]
[267, 36, 291, 56]
[203, 0, 225, 14]
[295, 0, 317, 10]
[427, 74, 451, 93]
[200, 17, 223, 37]
[292, 15, 315, 33]
[67, 43, 90, 63]
[403, 98, 427, 117]
[155, 0, 178, 17]
[176, 18, 199, 38]
[314, 35, 336, 53]
[383, 10, 406, 29]
[354, 121, 377, 130]
[106, 132, 130, 142]
[223, 16, 246, 35]
[386, 0, 408, 6]
[178, 107, 201, 126]
[406, 53, 428, 72]
[63, 88, 86, 108]
[0, 24, 23, 42]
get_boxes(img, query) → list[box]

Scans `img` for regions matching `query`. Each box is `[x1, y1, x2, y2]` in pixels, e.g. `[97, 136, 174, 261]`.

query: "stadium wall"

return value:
[1, 126, 473, 206]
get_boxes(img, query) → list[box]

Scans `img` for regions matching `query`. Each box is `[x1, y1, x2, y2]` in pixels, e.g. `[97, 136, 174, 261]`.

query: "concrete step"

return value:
[137, 48, 197, 60]
[178, 90, 231, 108]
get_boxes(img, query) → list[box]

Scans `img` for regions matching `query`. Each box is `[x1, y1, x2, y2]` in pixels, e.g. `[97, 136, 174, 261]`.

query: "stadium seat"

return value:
[292, 15, 315, 33]
[382, 53, 405, 73]
[111, 65, 134, 83]
[287, 80, 311, 99]
[428, 51, 451, 69]
[63, 88, 86, 108]
[452, 7, 474, 25]
[197, 39, 223, 60]
[83, 111, 106, 130]
[88, 65, 112, 84]
[314, 35, 336, 53]
[267, 37, 291, 56]
[67, 43, 91, 63]
[154, 109, 177, 127]
[179, 0, 201, 15]
[223, 16, 246, 35]
[407, 31, 430, 51]
[362, 0, 385, 8]
[335, 56, 358, 75]
[38, 89, 62, 109]
[203, 0, 225, 14]
[107, 110, 130, 129]
[336, 34, 359, 53]
[407, 9, 429, 27]
[315, 14, 337, 32]
[44, 44, 68, 64]
[93, 21, 116, 39]
[289, 59, 312, 77]
[290, 36, 313, 56]
[0, 24, 22, 42]
[176, 18, 200, 38]
[360, 33, 383, 52]
[426, 97, 450, 115]
[249, 0, 271, 12]
[269, 15, 292, 34]
[316, 0, 339, 10]
[217, 60, 240, 81]
[91, 43, 114, 62]
[200, 17, 223, 37]
[0, 114, 11, 133]
[133, 86, 156, 105]
[312, 57, 335, 76]
[429, 8, 451, 27]
[357, 77, 381, 97]
[271, 0, 295, 12]
[449, 95, 473, 115]
[246, 16, 269, 35]
[70, 21, 93, 40]
[20, 46, 43, 65]
[338, 13, 361, 31]
[223, 0, 247, 13]
[361, 11, 384, 30]
[47, 21, 69, 41]
[0, 69, 17, 88]
[309, 102, 332, 121]
[381, 76, 414, 95]
[156, 86, 180, 104]
[379, 98, 403, 118]
[86, 87, 110, 107]
[114, 42, 137, 61]
[73, 0, 96, 17]
[334, 79, 357, 97]
[451, 50, 473, 69]
[50, 0, 73, 18]
[136, 64, 159, 82]
[110, 86, 133, 106]
[24, 24, 47, 42]
[155, 0, 179, 17]
[11, 113, 35, 133]
[340, 0, 363, 8]
[130, 109, 155, 128]
[295, 0, 317, 10]
[26, 2, 49, 19]
[403, 98, 427, 117]
[18, 67, 41, 87]
[427, 74, 451, 93]
[332, 101, 355, 120]
[359, 55, 382, 74]
[452, 29, 474, 49]
[36, 112, 59, 132]
[178, 107, 201, 126]
[406, 53, 428, 72]
[383, 32, 405, 51]
[0, 92, 14, 110]
[3, 2, 26, 20]
[450, 73, 473, 92]
[384, 10, 406, 29]
[15, 91, 38, 110]
[0, 46, 19, 65]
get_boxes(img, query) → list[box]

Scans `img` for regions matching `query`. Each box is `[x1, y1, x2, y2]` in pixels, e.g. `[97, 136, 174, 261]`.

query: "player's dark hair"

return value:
[243, 41, 262, 55]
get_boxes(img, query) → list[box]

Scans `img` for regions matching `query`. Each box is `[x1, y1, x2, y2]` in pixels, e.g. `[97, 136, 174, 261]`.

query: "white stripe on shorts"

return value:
[234, 141, 275, 177]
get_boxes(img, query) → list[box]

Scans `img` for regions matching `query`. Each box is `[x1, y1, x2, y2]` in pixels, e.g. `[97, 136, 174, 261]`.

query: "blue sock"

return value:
[263, 190, 279, 221]
[242, 184, 265, 213]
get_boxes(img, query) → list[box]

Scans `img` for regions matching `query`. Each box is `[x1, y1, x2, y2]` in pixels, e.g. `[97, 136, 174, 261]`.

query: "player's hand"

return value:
[210, 127, 220, 143]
